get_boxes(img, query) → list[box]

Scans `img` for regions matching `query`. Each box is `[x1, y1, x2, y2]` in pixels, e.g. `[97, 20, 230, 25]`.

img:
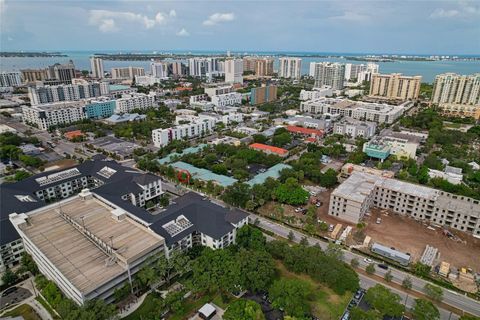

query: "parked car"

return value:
[315, 201, 322, 207]
[378, 263, 389, 270]
[294, 207, 302, 213]
[328, 224, 334, 232]
[364, 258, 373, 264]
[376, 218, 382, 224]
[341, 311, 350, 320]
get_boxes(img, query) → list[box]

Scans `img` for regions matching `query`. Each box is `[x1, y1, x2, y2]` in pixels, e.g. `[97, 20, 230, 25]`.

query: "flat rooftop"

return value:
[332, 172, 379, 203]
[18, 194, 163, 295]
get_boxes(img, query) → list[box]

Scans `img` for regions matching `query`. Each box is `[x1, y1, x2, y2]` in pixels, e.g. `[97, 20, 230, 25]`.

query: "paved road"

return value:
[250, 214, 478, 319]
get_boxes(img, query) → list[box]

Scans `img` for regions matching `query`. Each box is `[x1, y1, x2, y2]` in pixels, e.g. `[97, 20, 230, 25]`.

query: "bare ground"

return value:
[362, 208, 480, 272]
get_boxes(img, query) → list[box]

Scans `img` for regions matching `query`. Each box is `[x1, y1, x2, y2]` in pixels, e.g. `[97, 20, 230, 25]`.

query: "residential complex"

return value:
[369, 73, 422, 100]
[204, 85, 233, 97]
[21, 61, 76, 84]
[243, 57, 274, 76]
[150, 61, 169, 78]
[249, 143, 289, 157]
[114, 93, 155, 113]
[432, 73, 480, 119]
[225, 59, 243, 84]
[311, 62, 346, 90]
[111, 67, 146, 80]
[300, 98, 412, 124]
[250, 85, 277, 105]
[211, 92, 242, 107]
[363, 131, 420, 160]
[344, 63, 379, 81]
[22, 101, 88, 130]
[329, 172, 480, 237]
[28, 82, 110, 105]
[299, 86, 333, 101]
[90, 57, 104, 79]
[188, 57, 221, 77]
[0, 71, 22, 87]
[22, 93, 154, 129]
[152, 117, 215, 147]
[333, 118, 377, 139]
[3, 159, 248, 304]
[278, 57, 302, 79]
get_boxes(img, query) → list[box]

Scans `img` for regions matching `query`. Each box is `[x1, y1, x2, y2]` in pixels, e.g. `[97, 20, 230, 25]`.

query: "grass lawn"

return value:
[36, 296, 60, 319]
[2, 304, 41, 320]
[123, 294, 164, 320]
[169, 292, 234, 320]
[275, 261, 351, 320]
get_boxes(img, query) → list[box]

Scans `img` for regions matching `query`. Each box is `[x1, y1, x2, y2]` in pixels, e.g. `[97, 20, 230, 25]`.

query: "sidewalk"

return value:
[118, 292, 148, 318]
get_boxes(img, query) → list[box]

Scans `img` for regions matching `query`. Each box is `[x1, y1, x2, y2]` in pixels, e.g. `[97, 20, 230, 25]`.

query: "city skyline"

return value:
[1, 0, 479, 55]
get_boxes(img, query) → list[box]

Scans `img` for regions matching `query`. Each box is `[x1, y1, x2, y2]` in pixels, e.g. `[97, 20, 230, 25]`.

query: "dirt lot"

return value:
[362, 208, 480, 272]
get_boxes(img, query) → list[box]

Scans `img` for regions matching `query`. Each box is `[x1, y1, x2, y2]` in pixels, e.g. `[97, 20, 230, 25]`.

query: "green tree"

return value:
[223, 298, 265, 320]
[1, 268, 19, 287]
[402, 276, 412, 290]
[350, 258, 359, 268]
[366, 263, 376, 274]
[350, 307, 380, 320]
[413, 262, 431, 277]
[274, 178, 309, 205]
[412, 298, 440, 320]
[384, 270, 393, 282]
[19, 252, 39, 275]
[423, 283, 443, 301]
[325, 243, 344, 261]
[237, 249, 275, 292]
[236, 225, 266, 251]
[269, 278, 312, 318]
[365, 284, 405, 317]
[288, 230, 295, 241]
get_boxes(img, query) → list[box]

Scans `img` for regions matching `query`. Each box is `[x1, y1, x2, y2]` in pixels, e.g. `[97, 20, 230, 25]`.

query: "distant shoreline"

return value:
[0, 52, 68, 58]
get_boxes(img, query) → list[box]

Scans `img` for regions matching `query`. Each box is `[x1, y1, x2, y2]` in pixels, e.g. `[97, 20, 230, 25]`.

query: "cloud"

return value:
[0, 0, 6, 15]
[169, 9, 176, 18]
[176, 28, 190, 37]
[430, 1, 479, 19]
[203, 12, 235, 26]
[89, 9, 172, 32]
[429, 8, 460, 18]
[329, 11, 370, 22]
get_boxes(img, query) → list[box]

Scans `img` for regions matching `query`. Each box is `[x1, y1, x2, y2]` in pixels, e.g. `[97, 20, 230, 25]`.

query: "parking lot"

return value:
[0, 286, 32, 309]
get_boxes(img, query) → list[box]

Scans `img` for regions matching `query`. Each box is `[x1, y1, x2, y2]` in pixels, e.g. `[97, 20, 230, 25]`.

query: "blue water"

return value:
[1, 50, 479, 83]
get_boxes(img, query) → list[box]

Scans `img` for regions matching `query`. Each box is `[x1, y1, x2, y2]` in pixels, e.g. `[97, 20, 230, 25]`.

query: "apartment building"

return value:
[150, 62, 169, 78]
[22, 101, 87, 130]
[28, 82, 109, 105]
[344, 63, 379, 81]
[369, 73, 422, 100]
[111, 67, 146, 80]
[152, 117, 215, 147]
[85, 98, 117, 119]
[432, 73, 480, 105]
[311, 62, 345, 90]
[437, 103, 480, 120]
[188, 57, 221, 77]
[225, 59, 243, 84]
[329, 172, 480, 236]
[243, 57, 274, 76]
[300, 98, 411, 124]
[299, 86, 333, 101]
[21, 69, 49, 83]
[333, 118, 377, 139]
[90, 57, 104, 79]
[211, 92, 242, 107]
[135, 75, 162, 86]
[204, 85, 233, 97]
[199, 112, 243, 125]
[0, 159, 163, 275]
[114, 93, 155, 113]
[20, 61, 76, 84]
[279, 57, 302, 79]
[0, 72, 22, 87]
[250, 85, 277, 105]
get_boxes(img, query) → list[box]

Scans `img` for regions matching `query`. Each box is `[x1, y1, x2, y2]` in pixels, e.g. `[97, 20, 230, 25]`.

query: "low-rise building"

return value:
[204, 85, 233, 98]
[211, 92, 242, 107]
[299, 86, 334, 101]
[301, 97, 411, 124]
[328, 172, 480, 236]
[286, 125, 323, 138]
[363, 130, 420, 160]
[249, 143, 289, 157]
[333, 118, 377, 139]
[437, 103, 480, 120]
[234, 126, 259, 136]
[152, 117, 215, 147]
[428, 166, 463, 185]
[199, 112, 243, 125]
[103, 113, 146, 124]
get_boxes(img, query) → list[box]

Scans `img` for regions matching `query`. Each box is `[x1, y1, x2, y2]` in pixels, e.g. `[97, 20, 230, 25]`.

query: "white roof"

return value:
[199, 303, 216, 317]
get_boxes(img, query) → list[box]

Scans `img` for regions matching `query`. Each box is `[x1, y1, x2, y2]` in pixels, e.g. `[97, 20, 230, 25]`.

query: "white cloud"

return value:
[99, 19, 118, 33]
[169, 9, 176, 18]
[89, 9, 172, 32]
[329, 11, 370, 22]
[176, 28, 190, 37]
[203, 12, 235, 26]
[0, 0, 6, 15]
[430, 8, 460, 18]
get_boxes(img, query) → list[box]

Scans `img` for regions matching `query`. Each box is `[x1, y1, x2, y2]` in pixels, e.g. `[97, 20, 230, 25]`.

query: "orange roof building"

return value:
[64, 130, 84, 140]
[286, 125, 323, 137]
[249, 143, 289, 157]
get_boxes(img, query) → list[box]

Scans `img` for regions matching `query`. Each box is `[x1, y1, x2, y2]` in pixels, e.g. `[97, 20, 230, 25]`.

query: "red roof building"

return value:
[286, 125, 323, 138]
[64, 130, 84, 140]
[249, 143, 289, 157]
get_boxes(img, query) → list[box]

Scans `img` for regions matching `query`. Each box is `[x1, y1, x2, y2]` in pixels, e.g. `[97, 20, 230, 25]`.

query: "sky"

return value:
[0, 0, 479, 55]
